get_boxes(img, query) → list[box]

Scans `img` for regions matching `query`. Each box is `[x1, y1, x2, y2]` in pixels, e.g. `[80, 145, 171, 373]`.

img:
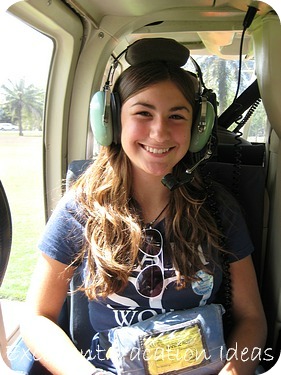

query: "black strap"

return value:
[99, 331, 111, 351]
[218, 79, 260, 129]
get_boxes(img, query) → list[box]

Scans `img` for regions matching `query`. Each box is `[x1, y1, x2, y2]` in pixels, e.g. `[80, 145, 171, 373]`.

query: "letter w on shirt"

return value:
[113, 309, 139, 326]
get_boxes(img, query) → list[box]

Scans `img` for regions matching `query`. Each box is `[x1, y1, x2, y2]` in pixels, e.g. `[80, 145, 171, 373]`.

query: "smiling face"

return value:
[120, 80, 193, 180]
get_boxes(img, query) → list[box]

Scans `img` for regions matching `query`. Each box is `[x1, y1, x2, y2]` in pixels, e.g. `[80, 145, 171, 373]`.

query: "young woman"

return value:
[21, 41, 267, 375]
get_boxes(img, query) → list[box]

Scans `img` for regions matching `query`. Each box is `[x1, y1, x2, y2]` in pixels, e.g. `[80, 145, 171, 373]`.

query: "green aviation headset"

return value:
[90, 38, 216, 154]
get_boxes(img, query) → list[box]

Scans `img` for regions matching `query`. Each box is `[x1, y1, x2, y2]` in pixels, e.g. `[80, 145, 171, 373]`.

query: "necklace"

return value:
[146, 203, 169, 228]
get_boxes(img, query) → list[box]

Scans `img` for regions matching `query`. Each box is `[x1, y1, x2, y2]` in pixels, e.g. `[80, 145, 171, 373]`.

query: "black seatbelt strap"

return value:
[218, 79, 261, 130]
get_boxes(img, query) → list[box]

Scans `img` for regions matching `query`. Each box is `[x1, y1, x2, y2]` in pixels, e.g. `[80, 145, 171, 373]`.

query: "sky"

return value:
[0, 4, 53, 90]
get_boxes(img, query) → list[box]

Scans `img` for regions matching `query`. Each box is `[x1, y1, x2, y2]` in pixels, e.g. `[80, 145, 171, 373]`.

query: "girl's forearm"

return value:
[219, 316, 267, 375]
[21, 314, 96, 375]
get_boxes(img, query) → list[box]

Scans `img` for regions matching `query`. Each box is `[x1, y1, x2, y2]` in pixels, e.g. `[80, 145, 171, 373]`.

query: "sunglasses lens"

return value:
[136, 265, 164, 298]
[142, 228, 162, 256]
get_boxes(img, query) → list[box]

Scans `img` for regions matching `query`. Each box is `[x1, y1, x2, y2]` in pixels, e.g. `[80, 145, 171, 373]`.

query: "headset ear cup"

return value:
[110, 92, 121, 144]
[90, 91, 113, 146]
[189, 100, 215, 153]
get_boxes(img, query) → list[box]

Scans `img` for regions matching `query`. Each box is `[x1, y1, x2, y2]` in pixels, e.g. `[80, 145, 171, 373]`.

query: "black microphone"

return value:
[161, 148, 213, 191]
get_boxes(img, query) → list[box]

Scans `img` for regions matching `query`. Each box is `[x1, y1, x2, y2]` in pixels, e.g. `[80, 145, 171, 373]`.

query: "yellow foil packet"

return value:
[140, 322, 208, 375]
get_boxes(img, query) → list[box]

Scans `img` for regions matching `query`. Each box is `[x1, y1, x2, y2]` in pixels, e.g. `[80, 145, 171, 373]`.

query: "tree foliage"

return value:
[0, 79, 44, 135]
[186, 56, 266, 140]
[195, 56, 256, 114]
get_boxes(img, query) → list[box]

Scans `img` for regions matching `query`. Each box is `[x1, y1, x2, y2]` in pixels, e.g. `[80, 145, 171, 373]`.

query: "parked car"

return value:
[0, 123, 18, 131]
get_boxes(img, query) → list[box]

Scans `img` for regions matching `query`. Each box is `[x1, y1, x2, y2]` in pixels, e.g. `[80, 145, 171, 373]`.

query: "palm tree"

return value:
[1, 79, 44, 136]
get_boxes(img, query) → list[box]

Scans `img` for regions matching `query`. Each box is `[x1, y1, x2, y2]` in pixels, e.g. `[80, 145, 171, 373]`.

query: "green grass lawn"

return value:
[0, 132, 45, 300]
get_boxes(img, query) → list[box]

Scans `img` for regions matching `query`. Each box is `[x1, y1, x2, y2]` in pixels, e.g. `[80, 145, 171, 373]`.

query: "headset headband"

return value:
[125, 38, 190, 66]
[105, 38, 206, 97]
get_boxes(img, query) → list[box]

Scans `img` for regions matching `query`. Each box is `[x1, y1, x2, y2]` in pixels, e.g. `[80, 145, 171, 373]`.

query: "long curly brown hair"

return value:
[72, 61, 223, 300]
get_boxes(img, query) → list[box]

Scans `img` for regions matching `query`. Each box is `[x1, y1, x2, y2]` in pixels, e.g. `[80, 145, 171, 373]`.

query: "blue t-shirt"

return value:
[38, 190, 254, 370]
